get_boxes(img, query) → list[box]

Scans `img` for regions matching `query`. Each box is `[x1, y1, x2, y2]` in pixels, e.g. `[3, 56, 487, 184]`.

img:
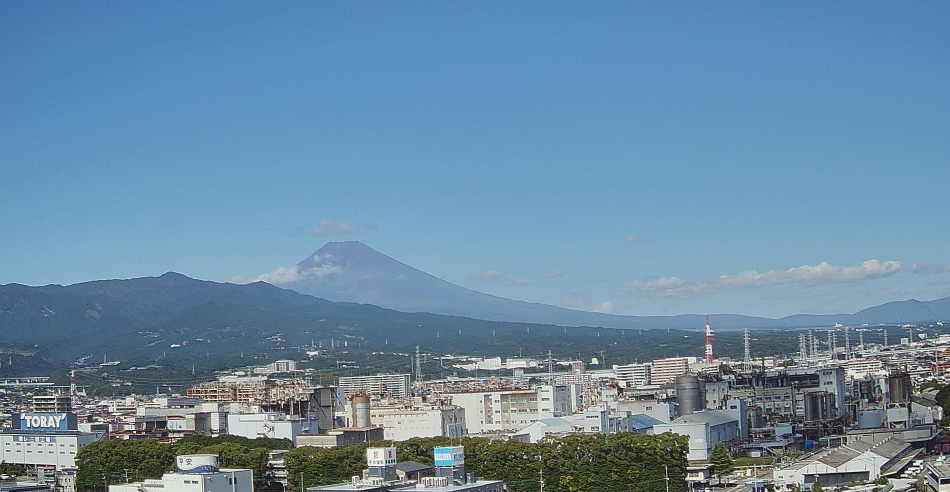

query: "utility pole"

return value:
[664, 464, 670, 492]
[539, 467, 544, 492]
[301, 472, 305, 492]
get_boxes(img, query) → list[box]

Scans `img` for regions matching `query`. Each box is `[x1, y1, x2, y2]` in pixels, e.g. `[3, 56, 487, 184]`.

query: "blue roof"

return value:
[630, 414, 664, 430]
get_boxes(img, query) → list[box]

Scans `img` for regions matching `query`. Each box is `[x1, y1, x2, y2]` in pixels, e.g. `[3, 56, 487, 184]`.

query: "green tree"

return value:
[75, 439, 177, 490]
[812, 481, 824, 492]
[710, 443, 734, 487]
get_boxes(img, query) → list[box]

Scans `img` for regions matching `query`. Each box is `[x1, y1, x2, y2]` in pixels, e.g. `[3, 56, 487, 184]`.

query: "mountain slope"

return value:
[276, 241, 950, 329]
[1, 270, 948, 381]
[280, 242, 769, 329]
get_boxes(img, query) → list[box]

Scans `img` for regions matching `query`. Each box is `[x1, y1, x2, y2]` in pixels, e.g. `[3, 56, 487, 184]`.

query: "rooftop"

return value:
[668, 410, 736, 426]
[395, 461, 431, 474]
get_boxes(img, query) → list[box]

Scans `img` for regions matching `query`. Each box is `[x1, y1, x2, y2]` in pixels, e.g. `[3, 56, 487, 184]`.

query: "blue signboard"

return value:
[12, 412, 78, 432]
[434, 446, 464, 467]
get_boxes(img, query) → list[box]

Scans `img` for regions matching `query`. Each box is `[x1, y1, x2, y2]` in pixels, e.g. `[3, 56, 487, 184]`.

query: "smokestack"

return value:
[705, 315, 714, 364]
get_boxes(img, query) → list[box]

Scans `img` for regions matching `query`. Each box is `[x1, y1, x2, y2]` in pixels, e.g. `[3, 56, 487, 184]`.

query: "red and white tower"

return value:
[704, 315, 714, 363]
[70, 363, 78, 398]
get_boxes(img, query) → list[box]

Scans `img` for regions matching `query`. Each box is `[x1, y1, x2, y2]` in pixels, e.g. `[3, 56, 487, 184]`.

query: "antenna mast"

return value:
[70, 364, 77, 398]
[743, 328, 751, 371]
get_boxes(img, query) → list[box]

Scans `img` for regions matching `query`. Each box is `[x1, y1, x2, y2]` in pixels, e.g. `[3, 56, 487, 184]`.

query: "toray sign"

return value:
[25, 414, 65, 428]
[14, 413, 75, 431]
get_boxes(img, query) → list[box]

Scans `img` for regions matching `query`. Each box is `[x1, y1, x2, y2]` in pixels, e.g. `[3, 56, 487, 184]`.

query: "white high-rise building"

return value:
[338, 374, 411, 399]
[651, 357, 694, 385]
[612, 363, 651, 387]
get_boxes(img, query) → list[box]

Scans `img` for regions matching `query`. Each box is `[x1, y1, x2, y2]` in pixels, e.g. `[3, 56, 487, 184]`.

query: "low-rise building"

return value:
[109, 455, 253, 492]
[654, 410, 740, 461]
[226, 412, 320, 446]
[309, 446, 504, 492]
[296, 427, 385, 448]
[772, 438, 919, 491]
[926, 462, 950, 492]
[369, 403, 465, 441]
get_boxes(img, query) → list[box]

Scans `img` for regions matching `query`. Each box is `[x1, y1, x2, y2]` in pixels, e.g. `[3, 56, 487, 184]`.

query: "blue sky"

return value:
[2, 1, 948, 318]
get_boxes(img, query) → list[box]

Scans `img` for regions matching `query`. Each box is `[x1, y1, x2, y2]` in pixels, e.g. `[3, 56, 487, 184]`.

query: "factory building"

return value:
[616, 399, 676, 423]
[368, 403, 466, 441]
[654, 410, 741, 461]
[187, 378, 336, 434]
[338, 374, 411, 400]
[226, 412, 321, 446]
[772, 438, 918, 490]
[109, 454, 253, 492]
[0, 412, 107, 472]
[702, 366, 847, 427]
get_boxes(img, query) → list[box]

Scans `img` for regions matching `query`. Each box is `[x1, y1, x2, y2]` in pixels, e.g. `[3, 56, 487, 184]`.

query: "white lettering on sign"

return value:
[23, 414, 66, 429]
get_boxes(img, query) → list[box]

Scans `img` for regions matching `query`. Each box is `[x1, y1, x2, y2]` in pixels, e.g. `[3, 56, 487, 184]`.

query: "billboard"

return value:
[12, 413, 78, 432]
[366, 447, 397, 467]
[434, 446, 464, 467]
[177, 455, 221, 474]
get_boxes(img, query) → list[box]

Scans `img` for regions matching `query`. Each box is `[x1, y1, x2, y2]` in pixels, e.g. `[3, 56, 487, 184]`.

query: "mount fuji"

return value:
[266, 241, 950, 329]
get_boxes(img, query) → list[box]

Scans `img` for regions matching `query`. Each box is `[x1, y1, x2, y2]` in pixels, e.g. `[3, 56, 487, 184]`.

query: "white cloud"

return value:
[476, 269, 504, 280]
[910, 262, 950, 274]
[545, 268, 566, 278]
[625, 235, 641, 243]
[624, 259, 903, 299]
[311, 220, 359, 237]
[245, 263, 343, 285]
[592, 301, 615, 314]
[513, 277, 531, 286]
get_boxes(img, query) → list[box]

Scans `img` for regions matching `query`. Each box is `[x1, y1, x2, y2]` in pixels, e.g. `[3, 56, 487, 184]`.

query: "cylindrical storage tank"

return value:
[176, 454, 220, 474]
[888, 374, 909, 404]
[675, 375, 703, 416]
[857, 407, 884, 429]
[353, 394, 371, 428]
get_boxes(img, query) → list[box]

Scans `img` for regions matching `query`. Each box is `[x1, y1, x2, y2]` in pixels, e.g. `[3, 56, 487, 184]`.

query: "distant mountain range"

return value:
[276, 241, 950, 329]
[1, 247, 948, 376]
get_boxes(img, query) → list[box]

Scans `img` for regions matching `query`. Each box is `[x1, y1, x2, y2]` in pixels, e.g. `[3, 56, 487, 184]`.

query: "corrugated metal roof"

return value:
[869, 437, 910, 460]
[630, 414, 664, 430]
[817, 448, 860, 468]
